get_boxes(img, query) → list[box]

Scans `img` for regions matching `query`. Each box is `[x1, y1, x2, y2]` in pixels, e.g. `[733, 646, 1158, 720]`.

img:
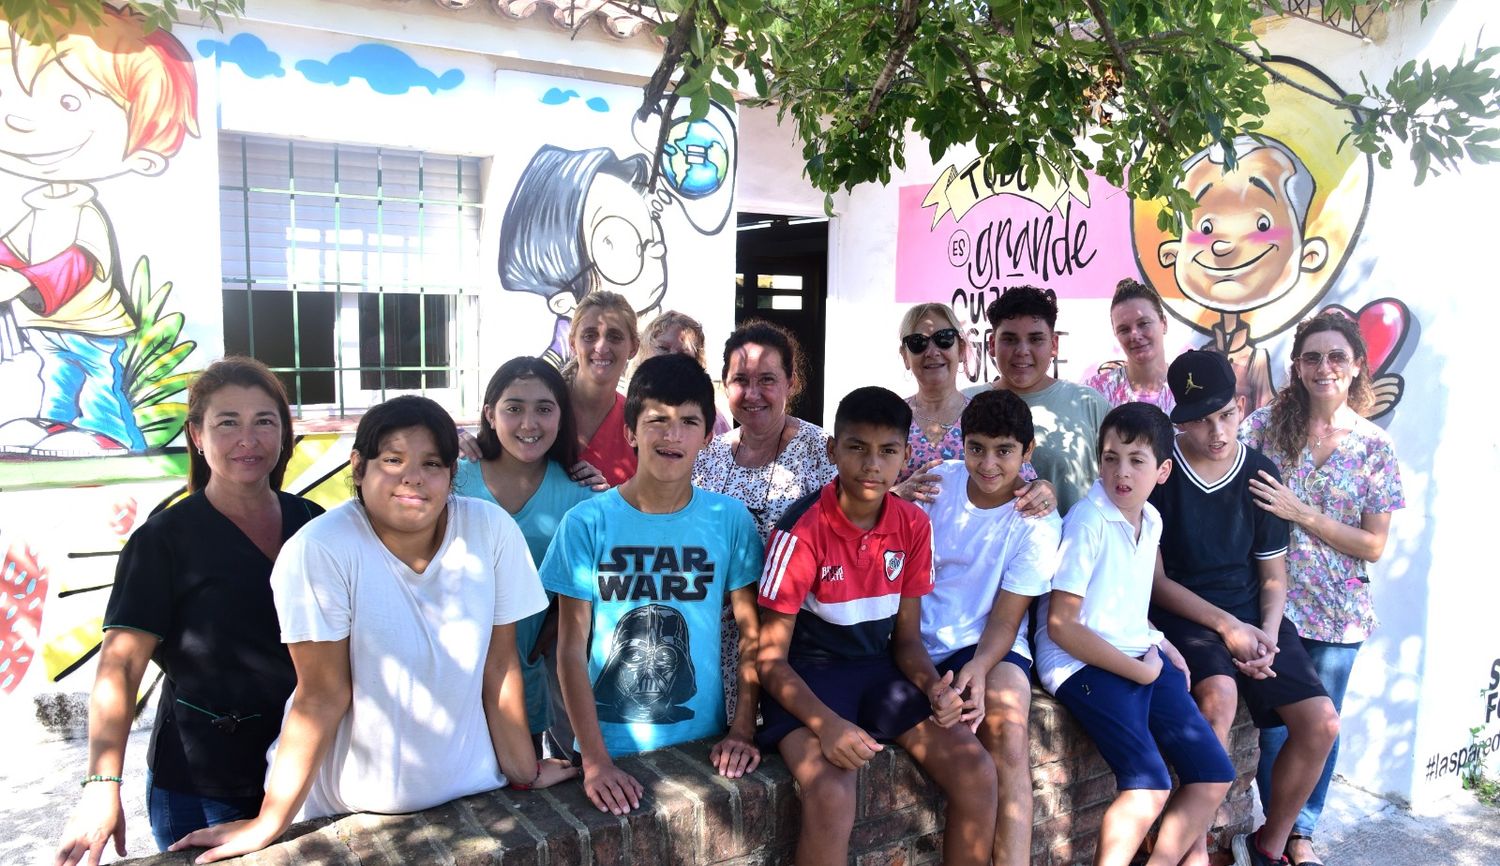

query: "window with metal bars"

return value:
[219, 134, 483, 417]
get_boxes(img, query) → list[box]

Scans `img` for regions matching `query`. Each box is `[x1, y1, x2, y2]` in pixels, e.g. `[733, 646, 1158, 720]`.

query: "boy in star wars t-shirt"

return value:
[540, 354, 764, 816]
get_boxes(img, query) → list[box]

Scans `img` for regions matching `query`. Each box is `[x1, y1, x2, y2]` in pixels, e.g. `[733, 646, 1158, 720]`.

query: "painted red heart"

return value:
[1319, 299, 1409, 376]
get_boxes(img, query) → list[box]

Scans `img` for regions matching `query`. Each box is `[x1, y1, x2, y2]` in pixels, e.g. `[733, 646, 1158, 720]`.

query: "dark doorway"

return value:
[735, 213, 830, 424]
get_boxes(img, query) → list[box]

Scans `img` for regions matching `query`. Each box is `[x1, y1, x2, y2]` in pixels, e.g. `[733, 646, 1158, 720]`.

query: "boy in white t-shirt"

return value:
[1034, 403, 1235, 866]
[918, 389, 1060, 866]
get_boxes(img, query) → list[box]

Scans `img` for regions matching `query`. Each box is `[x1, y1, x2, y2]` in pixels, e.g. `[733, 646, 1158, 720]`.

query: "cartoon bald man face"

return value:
[1158, 140, 1329, 313]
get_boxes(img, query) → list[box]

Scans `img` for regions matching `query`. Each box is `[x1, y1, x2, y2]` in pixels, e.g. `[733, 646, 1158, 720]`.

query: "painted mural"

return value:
[1130, 57, 1402, 416]
[896, 56, 1408, 418]
[0, 432, 356, 701]
[896, 162, 1138, 385]
[0, 8, 200, 458]
[496, 79, 737, 365]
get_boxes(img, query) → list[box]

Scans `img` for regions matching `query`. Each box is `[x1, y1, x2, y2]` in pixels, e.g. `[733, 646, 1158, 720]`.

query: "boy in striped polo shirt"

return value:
[757, 386, 997, 866]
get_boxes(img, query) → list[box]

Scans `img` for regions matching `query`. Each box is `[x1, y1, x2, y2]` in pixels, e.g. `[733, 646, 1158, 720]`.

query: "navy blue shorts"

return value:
[935, 643, 1033, 680]
[1151, 609, 1330, 729]
[1055, 659, 1235, 790]
[758, 656, 932, 748]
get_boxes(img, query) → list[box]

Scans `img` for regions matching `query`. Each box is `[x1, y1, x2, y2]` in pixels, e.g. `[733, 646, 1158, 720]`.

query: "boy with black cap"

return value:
[1149, 350, 1339, 866]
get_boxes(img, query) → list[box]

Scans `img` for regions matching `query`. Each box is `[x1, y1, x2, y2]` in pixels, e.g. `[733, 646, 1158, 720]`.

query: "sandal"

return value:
[1284, 833, 1326, 866]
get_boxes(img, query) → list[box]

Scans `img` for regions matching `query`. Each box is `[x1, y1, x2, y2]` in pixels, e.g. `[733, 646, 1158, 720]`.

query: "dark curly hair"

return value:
[960, 389, 1035, 449]
[986, 285, 1058, 330]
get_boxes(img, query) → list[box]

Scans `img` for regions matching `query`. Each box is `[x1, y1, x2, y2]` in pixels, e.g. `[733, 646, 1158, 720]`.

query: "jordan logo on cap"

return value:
[1184, 373, 1203, 393]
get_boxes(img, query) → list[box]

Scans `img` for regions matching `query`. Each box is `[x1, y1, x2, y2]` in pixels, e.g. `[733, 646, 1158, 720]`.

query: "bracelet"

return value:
[81, 774, 123, 787]
[509, 760, 544, 791]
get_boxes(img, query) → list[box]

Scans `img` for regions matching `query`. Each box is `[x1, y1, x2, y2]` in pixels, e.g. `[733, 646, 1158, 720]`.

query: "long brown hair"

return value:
[1264, 313, 1376, 461]
[185, 357, 295, 492]
[475, 357, 581, 467]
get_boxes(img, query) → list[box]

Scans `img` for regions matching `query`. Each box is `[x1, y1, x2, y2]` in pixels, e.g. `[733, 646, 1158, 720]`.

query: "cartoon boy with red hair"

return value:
[0, 6, 197, 456]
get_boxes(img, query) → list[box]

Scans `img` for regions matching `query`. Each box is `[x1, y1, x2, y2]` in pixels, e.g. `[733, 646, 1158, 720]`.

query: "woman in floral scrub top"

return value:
[693, 321, 835, 718]
[1240, 313, 1404, 866]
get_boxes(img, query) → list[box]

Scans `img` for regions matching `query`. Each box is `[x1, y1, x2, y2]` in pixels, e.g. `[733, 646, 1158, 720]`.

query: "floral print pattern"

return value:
[900, 397, 969, 483]
[1084, 363, 1176, 412]
[1240, 407, 1405, 643]
[693, 418, 836, 719]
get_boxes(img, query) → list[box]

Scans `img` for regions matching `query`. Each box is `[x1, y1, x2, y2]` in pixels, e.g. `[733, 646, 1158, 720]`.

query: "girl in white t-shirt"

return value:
[170, 396, 578, 863]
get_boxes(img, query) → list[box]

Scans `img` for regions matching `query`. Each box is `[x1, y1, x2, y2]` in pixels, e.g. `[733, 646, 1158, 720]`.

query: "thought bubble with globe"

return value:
[661, 118, 730, 199]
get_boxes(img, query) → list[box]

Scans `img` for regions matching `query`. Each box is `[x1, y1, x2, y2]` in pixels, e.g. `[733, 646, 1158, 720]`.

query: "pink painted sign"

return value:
[895, 165, 1137, 304]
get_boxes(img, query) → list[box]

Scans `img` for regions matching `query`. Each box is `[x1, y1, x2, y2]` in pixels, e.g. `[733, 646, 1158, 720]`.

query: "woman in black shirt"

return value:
[56, 358, 323, 864]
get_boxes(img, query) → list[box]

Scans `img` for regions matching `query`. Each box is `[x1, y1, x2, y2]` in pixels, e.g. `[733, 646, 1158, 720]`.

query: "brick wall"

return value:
[125, 690, 1257, 866]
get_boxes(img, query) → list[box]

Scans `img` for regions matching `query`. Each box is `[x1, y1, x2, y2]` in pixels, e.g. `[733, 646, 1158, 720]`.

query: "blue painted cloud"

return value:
[586, 97, 610, 112]
[198, 33, 285, 79]
[541, 87, 578, 105]
[296, 44, 464, 95]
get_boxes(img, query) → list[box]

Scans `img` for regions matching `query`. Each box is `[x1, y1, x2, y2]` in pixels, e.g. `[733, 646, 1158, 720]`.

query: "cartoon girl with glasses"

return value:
[499, 146, 668, 366]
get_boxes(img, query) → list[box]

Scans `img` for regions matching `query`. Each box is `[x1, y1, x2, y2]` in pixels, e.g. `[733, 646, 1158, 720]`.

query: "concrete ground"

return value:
[3, 728, 1496, 865]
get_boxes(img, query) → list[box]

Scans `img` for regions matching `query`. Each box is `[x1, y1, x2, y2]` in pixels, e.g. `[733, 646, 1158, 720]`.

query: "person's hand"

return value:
[169, 816, 283, 864]
[708, 732, 761, 778]
[457, 427, 482, 461]
[1133, 645, 1165, 684]
[568, 460, 609, 491]
[581, 761, 643, 815]
[892, 459, 943, 503]
[820, 719, 883, 770]
[927, 669, 966, 728]
[1218, 619, 1277, 667]
[951, 659, 990, 732]
[1249, 471, 1313, 525]
[1014, 478, 1057, 518]
[1156, 639, 1190, 679]
[54, 782, 125, 866]
[529, 758, 580, 789]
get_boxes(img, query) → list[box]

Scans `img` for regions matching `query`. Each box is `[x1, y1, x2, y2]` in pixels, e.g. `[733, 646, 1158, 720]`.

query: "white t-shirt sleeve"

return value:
[1050, 504, 1101, 598]
[1003, 512, 1061, 598]
[486, 505, 549, 626]
[271, 519, 353, 644]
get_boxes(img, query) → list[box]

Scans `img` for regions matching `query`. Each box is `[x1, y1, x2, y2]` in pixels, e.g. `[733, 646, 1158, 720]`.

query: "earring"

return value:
[197, 448, 204, 455]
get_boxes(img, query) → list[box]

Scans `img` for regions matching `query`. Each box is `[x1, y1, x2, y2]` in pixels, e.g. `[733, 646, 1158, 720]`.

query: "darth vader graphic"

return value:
[594, 604, 697, 723]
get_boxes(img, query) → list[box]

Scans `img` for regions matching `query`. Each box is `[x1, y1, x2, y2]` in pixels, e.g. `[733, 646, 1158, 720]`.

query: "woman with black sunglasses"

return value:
[894, 303, 971, 491]
[892, 303, 1056, 514]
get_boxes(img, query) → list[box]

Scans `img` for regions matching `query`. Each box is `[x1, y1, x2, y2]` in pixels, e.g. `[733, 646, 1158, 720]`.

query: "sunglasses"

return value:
[1297, 350, 1352, 368]
[902, 328, 960, 354]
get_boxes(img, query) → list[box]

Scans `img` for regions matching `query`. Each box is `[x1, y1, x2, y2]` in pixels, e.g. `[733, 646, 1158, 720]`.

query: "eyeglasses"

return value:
[1297, 350, 1352, 368]
[902, 328, 959, 354]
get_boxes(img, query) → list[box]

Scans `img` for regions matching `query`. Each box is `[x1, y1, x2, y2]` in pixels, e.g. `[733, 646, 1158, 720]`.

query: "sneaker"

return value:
[1232, 830, 1290, 866]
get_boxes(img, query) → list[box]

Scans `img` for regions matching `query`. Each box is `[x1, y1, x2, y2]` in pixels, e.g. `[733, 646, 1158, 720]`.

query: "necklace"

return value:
[908, 394, 963, 429]
[1308, 425, 1350, 449]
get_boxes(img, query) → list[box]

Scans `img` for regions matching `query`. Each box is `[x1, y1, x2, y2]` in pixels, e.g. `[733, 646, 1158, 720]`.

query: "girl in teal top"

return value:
[454, 357, 602, 747]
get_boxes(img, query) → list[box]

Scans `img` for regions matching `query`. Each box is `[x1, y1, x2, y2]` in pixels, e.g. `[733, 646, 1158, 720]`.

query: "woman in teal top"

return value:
[454, 357, 601, 751]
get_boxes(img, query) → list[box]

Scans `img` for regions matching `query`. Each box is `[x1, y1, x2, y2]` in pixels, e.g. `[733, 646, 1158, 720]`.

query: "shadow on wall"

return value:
[1338, 309, 1429, 801]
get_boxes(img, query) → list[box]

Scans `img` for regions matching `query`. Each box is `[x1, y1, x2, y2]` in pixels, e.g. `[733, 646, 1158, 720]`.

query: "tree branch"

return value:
[1080, 0, 1173, 141]
[943, 36, 1000, 114]
[859, 0, 921, 130]
[638, 1, 699, 122]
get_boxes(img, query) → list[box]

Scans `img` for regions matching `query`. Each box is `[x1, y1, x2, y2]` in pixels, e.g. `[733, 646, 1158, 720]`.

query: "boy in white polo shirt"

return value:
[918, 389, 1060, 866]
[1034, 402, 1235, 866]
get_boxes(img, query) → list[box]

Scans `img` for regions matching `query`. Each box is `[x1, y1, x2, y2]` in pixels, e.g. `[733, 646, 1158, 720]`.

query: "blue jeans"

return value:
[1257, 638, 1362, 835]
[145, 770, 262, 851]
[32, 329, 145, 450]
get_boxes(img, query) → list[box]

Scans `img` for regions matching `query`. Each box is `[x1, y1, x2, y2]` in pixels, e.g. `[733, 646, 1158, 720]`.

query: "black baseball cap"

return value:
[1167, 350, 1237, 424]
